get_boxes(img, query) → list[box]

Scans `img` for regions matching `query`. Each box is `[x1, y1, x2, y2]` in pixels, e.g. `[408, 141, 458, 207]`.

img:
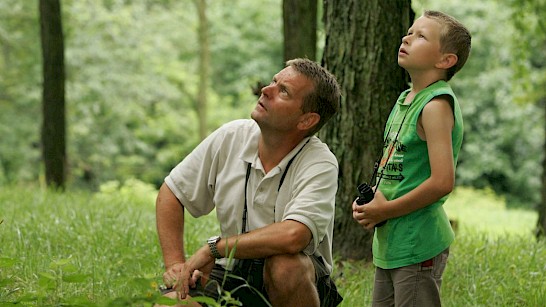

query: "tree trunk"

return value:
[283, 0, 317, 62]
[320, 0, 413, 260]
[196, 0, 209, 140]
[538, 98, 546, 238]
[39, 0, 66, 189]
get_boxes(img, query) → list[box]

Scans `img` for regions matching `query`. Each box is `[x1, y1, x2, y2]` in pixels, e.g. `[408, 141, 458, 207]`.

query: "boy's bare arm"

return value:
[385, 97, 455, 216]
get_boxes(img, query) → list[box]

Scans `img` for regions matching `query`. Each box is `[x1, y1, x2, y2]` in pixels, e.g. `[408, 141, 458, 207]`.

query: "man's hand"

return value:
[162, 246, 215, 299]
[163, 262, 185, 289]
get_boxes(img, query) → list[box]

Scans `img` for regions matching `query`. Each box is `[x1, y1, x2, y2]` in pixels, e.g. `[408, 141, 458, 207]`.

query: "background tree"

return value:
[282, 0, 317, 62]
[195, 0, 209, 140]
[39, 0, 66, 189]
[505, 0, 546, 237]
[320, 0, 413, 260]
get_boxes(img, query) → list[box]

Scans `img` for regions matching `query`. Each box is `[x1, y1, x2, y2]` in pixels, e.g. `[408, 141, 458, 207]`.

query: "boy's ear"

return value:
[436, 53, 458, 70]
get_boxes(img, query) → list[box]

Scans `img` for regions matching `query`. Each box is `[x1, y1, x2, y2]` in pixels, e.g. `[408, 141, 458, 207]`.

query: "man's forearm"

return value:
[156, 183, 186, 267]
[216, 220, 312, 259]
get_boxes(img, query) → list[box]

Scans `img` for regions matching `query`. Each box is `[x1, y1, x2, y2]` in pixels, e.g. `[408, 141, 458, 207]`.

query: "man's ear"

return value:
[298, 112, 320, 131]
[436, 53, 458, 70]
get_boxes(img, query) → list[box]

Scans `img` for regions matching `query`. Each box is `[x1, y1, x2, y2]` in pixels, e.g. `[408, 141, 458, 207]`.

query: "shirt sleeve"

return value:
[165, 127, 224, 217]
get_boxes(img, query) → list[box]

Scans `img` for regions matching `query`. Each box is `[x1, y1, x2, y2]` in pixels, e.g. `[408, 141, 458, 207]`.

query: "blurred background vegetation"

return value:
[0, 0, 544, 212]
[1, 0, 545, 305]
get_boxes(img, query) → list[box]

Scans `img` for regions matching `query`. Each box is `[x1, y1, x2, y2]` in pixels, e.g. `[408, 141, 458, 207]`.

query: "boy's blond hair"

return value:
[424, 10, 471, 81]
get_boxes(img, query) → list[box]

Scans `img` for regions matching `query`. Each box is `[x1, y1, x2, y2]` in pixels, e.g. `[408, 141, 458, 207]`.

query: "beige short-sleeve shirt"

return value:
[165, 119, 338, 272]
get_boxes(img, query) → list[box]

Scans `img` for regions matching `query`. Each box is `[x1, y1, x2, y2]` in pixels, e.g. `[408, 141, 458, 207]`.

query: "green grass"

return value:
[1, 183, 545, 306]
[0, 180, 219, 306]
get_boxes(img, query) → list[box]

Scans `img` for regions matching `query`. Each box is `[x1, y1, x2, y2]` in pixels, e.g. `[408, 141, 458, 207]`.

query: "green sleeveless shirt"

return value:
[373, 80, 463, 269]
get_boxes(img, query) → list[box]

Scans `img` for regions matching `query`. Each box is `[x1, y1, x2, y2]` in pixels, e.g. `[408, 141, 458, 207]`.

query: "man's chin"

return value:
[250, 110, 261, 122]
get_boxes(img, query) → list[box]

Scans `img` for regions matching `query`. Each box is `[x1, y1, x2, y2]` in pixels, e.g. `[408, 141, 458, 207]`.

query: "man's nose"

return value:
[261, 83, 274, 97]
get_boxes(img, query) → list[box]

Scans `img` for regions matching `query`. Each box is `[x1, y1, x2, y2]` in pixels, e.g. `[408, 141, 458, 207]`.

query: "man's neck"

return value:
[258, 132, 305, 174]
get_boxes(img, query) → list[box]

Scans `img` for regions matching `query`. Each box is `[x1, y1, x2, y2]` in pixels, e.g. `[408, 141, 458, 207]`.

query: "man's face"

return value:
[251, 66, 314, 133]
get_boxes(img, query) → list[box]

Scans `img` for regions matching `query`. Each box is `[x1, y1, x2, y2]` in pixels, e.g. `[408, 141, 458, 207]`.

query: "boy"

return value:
[352, 10, 471, 306]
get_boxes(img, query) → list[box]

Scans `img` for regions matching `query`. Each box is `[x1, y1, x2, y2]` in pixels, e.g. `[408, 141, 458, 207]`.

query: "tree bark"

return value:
[283, 0, 317, 62]
[320, 0, 413, 260]
[39, 0, 66, 189]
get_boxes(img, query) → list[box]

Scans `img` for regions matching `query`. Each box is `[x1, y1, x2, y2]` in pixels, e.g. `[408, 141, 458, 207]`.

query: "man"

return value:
[156, 58, 342, 307]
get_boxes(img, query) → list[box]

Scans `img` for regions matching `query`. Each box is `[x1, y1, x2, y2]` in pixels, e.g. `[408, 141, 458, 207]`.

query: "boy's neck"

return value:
[408, 70, 447, 93]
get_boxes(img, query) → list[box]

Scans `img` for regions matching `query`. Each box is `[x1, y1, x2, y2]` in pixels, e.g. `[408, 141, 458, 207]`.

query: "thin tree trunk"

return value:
[39, 0, 66, 189]
[196, 0, 209, 140]
[320, 0, 413, 260]
[538, 98, 546, 238]
[283, 0, 317, 62]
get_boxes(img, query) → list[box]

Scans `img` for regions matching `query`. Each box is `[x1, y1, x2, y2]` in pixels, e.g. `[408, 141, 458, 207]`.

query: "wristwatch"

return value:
[207, 235, 222, 258]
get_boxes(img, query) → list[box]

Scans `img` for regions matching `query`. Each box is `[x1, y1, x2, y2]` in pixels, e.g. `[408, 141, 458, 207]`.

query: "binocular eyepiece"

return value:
[356, 183, 374, 205]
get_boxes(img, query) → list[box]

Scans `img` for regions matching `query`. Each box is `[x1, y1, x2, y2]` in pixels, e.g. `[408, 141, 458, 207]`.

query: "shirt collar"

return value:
[239, 131, 312, 174]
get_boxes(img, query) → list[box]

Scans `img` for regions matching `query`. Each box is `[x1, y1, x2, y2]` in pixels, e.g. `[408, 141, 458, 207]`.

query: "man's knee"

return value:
[264, 253, 315, 293]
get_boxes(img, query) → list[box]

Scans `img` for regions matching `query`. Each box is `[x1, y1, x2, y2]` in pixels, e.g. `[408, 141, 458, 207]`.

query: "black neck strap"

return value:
[242, 139, 310, 233]
[371, 103, 411, 188]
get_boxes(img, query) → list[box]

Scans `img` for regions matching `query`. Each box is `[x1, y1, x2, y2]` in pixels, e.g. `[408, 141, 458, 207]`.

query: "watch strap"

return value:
[207, 236, 222, 258]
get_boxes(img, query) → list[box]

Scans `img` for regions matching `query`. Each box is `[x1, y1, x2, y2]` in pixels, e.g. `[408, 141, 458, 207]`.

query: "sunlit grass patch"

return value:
[444, 187, 537, 238]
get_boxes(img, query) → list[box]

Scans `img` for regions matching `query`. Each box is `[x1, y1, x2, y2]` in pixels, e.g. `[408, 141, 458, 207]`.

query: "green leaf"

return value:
[192, 295, 222, 305]
[61, 262, 79, 273]
[38, 272, 56, 280]
[0, 257, 16, 268]
[50, 258, 72, 268]
[62, 273, 91, 283]
[153, 296, 178, 306]
[0, 277, 14, 287]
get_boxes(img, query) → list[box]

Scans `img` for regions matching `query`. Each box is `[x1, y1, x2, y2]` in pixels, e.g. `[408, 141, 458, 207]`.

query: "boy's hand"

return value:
[352, 190, 388, 230]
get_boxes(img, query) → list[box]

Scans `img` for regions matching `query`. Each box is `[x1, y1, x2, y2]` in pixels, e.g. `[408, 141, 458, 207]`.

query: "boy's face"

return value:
[398, 16, 444, 72]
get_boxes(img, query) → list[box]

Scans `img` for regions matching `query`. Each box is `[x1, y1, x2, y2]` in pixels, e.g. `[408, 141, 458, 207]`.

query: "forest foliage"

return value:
[0, 0, 544, 210]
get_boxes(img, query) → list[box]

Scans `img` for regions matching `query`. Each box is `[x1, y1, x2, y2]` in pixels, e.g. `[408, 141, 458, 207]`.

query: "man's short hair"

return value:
[424, 10, 472, 81]
[286, 58, 341, 135]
